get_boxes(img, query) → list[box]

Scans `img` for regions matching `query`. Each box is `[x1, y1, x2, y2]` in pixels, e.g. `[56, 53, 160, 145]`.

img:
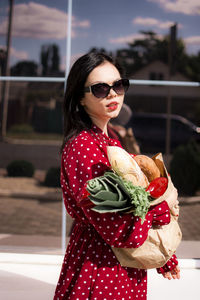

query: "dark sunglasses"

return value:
[84, 78, 130, 98]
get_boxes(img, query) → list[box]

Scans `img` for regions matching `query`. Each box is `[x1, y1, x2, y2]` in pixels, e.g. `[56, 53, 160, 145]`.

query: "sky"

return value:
[0, 0, 200, 72]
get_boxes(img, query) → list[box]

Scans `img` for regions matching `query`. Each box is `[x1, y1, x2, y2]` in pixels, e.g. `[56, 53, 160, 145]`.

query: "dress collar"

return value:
[91, 124, 111, 141]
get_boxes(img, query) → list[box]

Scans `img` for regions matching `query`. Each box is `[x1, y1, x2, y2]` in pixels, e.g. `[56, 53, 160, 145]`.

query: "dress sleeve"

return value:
[83, 201, 170, 248]
[63, 137, 171, 248]
[157, 254, 178, 274]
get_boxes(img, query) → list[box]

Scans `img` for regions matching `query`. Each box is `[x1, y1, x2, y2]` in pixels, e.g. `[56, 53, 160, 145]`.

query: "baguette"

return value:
[107, 146, 149, 187]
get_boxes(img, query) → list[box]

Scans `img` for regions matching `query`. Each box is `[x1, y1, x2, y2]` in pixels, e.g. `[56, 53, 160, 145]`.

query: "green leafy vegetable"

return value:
[86, 171, 151, 222]
[122, 179, 150, 221]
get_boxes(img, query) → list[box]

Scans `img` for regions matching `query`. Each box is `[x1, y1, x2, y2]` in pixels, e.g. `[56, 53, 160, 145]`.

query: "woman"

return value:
[54, 52, 180, 300]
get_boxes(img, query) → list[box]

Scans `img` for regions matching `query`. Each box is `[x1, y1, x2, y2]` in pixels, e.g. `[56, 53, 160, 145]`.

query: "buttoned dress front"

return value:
[54, 125, 178, 300]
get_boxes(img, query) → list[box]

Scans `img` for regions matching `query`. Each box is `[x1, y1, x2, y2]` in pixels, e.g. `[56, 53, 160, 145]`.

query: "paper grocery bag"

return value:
[112, 153, 182, 269]
[112, 215, 181, 269]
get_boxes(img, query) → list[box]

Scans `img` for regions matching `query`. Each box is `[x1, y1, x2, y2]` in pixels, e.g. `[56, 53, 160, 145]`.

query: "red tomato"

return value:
[146, 177, 168, 198]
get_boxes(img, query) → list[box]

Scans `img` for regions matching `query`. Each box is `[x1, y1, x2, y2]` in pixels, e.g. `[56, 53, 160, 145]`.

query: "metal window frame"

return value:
[0, 76, 199, 87]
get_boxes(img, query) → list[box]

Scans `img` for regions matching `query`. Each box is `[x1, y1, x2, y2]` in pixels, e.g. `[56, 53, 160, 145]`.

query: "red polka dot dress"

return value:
[54, 125, 178, 300]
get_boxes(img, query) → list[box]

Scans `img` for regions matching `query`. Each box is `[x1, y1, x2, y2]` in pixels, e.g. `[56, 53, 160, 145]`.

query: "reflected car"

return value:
[126, 112, 200, 153]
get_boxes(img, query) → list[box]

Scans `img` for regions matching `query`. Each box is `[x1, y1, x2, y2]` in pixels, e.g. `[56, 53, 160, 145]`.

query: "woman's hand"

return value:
[166, 186, 178, 209]
[165, 186, 180, 218]
[170, 201, 180, 218]
[162, 265, 180, 280]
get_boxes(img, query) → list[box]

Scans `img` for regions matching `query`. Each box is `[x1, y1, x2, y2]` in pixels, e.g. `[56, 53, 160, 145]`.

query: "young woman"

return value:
[54, 52, 180, 300]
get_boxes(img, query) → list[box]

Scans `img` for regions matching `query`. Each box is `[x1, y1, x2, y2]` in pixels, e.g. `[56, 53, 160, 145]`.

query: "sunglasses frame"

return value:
[84, 78, 129, 98]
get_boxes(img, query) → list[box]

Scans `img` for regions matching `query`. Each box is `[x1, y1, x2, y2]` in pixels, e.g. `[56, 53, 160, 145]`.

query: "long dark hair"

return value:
[61, 51, 124, 150]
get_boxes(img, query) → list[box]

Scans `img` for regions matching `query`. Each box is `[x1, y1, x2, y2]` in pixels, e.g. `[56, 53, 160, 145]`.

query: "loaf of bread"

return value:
[151, 153, 166, 177]
[134, 155, 161, 182]
[107, 146, 149, 187]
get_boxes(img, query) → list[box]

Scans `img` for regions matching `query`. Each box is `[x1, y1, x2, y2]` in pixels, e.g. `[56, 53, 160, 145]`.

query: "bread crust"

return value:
[134, 155, 160, 182]
[107, 146, 149, 187]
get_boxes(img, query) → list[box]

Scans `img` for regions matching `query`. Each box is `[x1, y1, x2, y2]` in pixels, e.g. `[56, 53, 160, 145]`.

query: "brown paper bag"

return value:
[112, 153, 182, 269]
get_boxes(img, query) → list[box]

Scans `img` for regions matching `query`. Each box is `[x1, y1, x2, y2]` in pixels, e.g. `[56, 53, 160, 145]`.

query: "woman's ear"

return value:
[80, 98, 85, 106]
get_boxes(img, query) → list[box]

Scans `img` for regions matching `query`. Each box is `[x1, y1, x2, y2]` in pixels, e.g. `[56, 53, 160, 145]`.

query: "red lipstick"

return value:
[107, 102, 118, 111]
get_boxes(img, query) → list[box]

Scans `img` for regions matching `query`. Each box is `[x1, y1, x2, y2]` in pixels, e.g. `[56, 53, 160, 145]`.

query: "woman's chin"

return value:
[109, 110, 120, 119]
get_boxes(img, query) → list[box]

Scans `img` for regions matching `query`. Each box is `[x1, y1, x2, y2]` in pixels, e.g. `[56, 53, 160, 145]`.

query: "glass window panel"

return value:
[0, 0, 199, 255]
[0, 81, 69, 251]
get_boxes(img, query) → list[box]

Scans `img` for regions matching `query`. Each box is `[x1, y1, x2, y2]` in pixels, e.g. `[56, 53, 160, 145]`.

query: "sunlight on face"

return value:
[81, 61, 124, 129]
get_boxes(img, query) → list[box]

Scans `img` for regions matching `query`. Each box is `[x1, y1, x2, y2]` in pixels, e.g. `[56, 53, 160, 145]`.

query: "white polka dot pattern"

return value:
[54, 125, 179, 300]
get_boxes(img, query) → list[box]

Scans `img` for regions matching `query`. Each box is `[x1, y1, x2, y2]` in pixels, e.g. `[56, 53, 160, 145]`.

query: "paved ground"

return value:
[0, 139, 200, 299]
[0, 253, 199, 300]
[0, 173, 200, 239]
[0, 195, 200, 239]
[0, 170, 200, 243]
[178, 198, 200, 241]
[0, 138, 200, 258]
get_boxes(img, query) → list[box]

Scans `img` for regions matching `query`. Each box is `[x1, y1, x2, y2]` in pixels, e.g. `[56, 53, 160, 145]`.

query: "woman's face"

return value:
[81, 61, 124, 127]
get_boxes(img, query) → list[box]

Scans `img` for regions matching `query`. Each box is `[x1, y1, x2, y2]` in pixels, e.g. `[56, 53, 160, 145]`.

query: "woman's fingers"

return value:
[171, 205, 180, 217]
[171, 266, 180, 279]
[162, 272, 172, 280]
[163, 266, 180, 280]
[166, 187, 178, 209]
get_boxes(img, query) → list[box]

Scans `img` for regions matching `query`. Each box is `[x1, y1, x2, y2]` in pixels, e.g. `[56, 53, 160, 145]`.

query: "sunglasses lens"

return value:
[113, 79, 129, 95]
[89, 79, 130, 98]
[91, 83, 109, 98]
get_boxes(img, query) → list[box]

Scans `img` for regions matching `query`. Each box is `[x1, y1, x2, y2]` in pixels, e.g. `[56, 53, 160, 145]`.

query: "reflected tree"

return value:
[11, 61, 38, 76]
[185, 52, 200, 82]
[40, 44, 60, 76]
[0, 48, 7, 75]
[89, 47, 113, 57]
[115, 31, 187, 77]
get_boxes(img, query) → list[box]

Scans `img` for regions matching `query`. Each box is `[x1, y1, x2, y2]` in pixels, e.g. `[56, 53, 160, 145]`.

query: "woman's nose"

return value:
[107, 87, 117, 98]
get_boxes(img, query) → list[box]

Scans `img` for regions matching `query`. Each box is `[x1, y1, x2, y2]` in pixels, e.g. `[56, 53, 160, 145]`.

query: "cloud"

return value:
[109, 33, 147, 45]
[147, 0, 200, 15]
[10, 47, 29, 60]
[109, 16, 179, 46]
[0, 2, 90, 40]
[133, 17, 182, 29]
[73, 20, 90, 28]
[0, 45, 28, 60]
[109, 33, 163, 45]
[61, 53, 84, 71]
[184, 36, 200, 45]
[0, 45, 6, 50]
